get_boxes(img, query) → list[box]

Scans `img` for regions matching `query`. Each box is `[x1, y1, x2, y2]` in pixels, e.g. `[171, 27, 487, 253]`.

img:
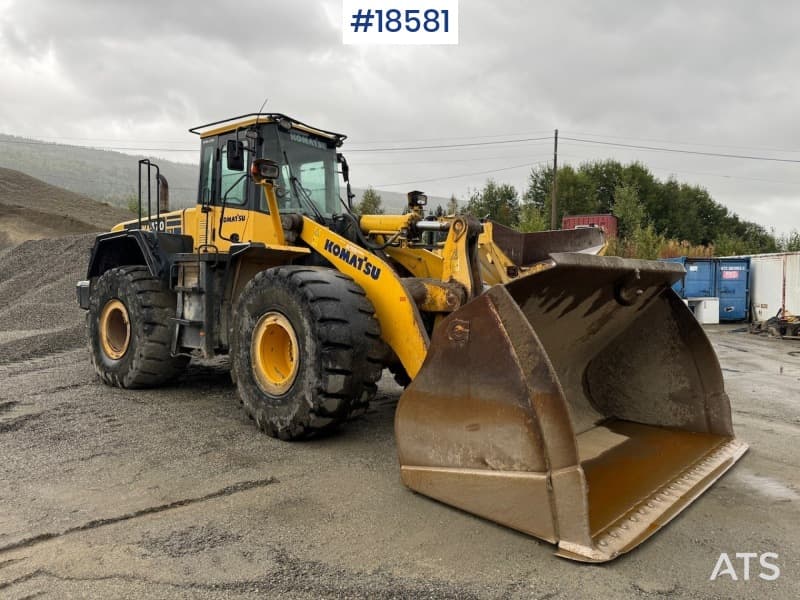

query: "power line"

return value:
[554, 151, 799, 187]
[346, 136, 552, 152]
[568, 130, 800, 154]
[557, 151, 800, 187]
[646, 165, 800, 186]
[560, 136, 800, 164]
[374, 161, 547, 188]
[350, 129, 553, 145]
[0, 138, 196, 152]
[2, 134, 192, 144]
[1, 134, 553, 154]
[7, 126, 800, 161]
[354, 153, 553, 167]
[8, 126, 800, 177]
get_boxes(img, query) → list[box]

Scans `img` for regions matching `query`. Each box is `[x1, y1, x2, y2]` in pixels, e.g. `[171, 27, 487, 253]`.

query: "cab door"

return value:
[215, 132, 252, 245]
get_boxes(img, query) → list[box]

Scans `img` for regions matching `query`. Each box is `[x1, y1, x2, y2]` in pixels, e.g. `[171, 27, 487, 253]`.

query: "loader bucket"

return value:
[489, 221, 606, 265]
[395, 253, 747, 562]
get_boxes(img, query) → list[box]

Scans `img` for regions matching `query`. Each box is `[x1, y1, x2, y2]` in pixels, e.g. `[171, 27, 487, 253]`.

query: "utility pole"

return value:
[550, 128, 559, 230]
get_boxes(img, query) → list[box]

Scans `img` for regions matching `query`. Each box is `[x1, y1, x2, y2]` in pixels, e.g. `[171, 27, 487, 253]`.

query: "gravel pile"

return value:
[0, 233, 96, 363]
[0, 168, 132, 231]
[0, 168, 132, 250]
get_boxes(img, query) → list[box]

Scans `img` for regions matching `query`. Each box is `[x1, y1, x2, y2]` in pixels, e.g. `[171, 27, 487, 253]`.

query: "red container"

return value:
[561, 214, 618, 238]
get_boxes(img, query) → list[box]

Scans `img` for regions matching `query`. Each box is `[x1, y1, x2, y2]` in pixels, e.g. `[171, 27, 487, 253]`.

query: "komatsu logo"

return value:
[323, 239, 381, 281]
[222, 214, 246, 223]
[290, 132, 327, 149]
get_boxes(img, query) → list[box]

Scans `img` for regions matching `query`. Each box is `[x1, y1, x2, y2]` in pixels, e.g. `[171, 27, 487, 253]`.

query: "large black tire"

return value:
[232, 266, 384, 440]
[87, 266, 189, 388]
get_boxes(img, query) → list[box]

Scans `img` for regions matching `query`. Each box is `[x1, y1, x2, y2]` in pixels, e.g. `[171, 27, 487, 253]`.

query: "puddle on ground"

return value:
[733, 470, 799, 501]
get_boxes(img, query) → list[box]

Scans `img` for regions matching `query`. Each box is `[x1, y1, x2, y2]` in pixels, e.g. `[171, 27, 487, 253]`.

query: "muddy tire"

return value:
[87, 266, 189, 388]
[232, 266, 383, 440]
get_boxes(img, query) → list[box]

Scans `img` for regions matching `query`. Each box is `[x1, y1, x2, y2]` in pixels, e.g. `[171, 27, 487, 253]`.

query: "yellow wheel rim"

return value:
[99, 299, 130, 360]
[251, 311, 300, 395]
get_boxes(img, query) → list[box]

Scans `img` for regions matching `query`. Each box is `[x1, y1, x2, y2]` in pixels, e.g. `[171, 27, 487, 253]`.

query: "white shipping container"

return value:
[749, 252, 800, 321]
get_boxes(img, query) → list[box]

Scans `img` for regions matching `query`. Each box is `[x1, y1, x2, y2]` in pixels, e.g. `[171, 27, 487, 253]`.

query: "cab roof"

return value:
[189, 113, 346, 145]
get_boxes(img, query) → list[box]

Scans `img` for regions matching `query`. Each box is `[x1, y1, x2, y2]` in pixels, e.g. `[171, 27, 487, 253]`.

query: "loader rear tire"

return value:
[87, 266, 188, 388]
[232, 266, 383, 440]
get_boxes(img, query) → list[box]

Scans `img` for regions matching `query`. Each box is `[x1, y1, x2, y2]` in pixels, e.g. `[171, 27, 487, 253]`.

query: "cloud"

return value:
[0, 0, 798, 233]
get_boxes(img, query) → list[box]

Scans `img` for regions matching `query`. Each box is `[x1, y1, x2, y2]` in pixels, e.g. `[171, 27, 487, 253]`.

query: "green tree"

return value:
[518, 203, 548, 232]
[524, 164, 600, 227]
[464, 179, 520, 226]
[433, 204, 445, 217]
[526, 159, 780, 252]
[713, 233, 751, 257]
[354, 186, 384, 215]
[605, 182, 669, 259]
[522, 165, 552, 210]
[778, 230, 800, 252]
[612, 183, 644, 239]
[581, 160, 626, 213]
[631, 224, 666, 260]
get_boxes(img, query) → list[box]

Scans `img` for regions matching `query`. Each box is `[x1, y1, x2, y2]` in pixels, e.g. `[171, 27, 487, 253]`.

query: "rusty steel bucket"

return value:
[395, 252, 747, 562]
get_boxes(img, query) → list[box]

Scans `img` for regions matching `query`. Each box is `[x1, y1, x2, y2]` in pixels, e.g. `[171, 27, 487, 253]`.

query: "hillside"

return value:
[0, 134, 199, 209]
[0, 168, 131, 249]
[0, 134, 459, 216]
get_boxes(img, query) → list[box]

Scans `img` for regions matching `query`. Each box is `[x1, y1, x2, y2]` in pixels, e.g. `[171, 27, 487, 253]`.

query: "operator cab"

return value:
[190, 113, 346, 219]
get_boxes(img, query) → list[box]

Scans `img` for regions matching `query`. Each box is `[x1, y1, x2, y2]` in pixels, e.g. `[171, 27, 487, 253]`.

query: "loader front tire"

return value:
[87, 266, 188, 388]
[232, 266, 383, 440]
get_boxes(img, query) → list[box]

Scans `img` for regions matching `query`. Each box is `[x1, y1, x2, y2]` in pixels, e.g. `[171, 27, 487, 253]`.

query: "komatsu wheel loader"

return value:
[77, 113, 747, 562]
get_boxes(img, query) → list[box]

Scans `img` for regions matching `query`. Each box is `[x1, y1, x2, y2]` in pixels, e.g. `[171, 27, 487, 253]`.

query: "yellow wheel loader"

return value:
[77, 113, 747, 562]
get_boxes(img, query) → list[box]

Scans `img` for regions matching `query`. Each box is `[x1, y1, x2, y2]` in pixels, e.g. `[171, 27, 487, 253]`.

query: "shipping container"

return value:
[561, 214, 618, 238]
[663, 257, 716, 298]
[717, 258, 750, 321]
[660, 257, 749, 321]
[748, 252, 800, 322]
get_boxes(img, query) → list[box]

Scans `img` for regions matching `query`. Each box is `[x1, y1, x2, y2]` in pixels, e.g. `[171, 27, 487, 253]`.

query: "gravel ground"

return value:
[0, 233, 94, 364]
[0, 235, 798, 599]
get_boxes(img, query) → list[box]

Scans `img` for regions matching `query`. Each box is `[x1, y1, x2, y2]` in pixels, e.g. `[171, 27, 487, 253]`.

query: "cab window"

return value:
[198, 138, 215, 204]
[299, 161, 327, 209]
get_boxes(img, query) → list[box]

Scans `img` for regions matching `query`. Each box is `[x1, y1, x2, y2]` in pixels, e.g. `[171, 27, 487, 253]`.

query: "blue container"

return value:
[664, 257, 716, 298]
[661, 256, 751, 321]
[663, 257, 688, 296]
[716, 258, 750, 321]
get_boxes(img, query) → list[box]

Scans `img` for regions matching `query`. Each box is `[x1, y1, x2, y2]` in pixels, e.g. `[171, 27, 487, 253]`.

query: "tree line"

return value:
[463, 160, 798, 258]
[353, 160, 798, 258]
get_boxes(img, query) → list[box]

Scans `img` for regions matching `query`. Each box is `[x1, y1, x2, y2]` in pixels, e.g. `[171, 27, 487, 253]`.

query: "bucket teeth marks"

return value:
[562, 438, 749, 562]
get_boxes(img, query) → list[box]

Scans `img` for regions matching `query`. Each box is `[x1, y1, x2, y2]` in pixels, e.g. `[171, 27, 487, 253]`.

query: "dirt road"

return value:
[0, 238, 798, 598]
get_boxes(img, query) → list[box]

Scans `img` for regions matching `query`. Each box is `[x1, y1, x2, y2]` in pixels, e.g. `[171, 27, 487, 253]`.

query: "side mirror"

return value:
[337, 152, 350, 182]
[226, 139, 245, 171]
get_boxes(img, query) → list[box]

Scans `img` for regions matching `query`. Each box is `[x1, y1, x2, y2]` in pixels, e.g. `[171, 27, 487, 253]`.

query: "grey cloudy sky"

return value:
[1, 0, 799, 233]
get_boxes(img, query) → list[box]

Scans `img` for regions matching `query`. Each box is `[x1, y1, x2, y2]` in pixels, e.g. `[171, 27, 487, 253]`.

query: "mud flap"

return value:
[395, 253, 748, 562]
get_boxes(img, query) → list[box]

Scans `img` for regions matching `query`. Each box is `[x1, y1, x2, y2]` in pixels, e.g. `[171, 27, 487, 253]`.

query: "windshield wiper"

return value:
[282, 151, 325, 223]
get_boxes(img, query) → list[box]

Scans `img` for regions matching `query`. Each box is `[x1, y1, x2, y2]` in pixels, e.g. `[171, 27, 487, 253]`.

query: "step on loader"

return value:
[77, 113, 747, 562]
